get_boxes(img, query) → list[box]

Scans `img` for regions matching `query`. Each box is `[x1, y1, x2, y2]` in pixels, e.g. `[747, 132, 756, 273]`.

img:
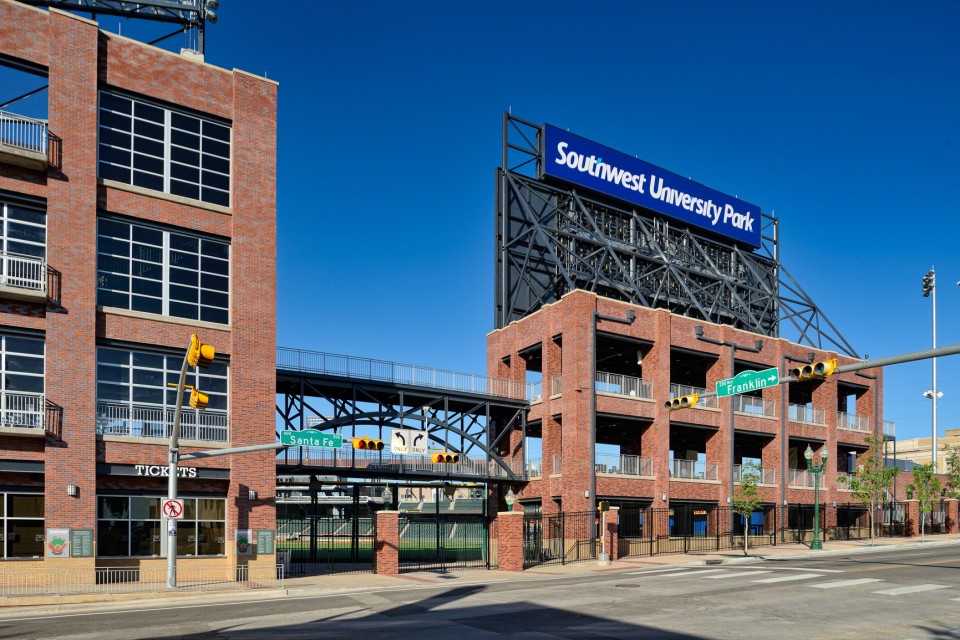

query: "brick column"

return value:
[948, 500, 959, 534]
[904, 501, 920, 538]
[497, 511, 524, 572]
[602, 507, 619, 562]
[374, 511, 400, 575]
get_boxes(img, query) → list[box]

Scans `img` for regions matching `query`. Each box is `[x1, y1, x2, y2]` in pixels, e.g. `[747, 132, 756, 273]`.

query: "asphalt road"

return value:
[6, 543, 960, 640]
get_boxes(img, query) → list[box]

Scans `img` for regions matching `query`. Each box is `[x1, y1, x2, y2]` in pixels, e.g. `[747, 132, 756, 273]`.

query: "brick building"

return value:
[0, 1, 277, 573]
[488, 289, 886, 533]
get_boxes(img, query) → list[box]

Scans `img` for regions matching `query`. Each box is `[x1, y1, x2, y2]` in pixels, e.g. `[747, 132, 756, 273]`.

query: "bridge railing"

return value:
[277, 347, 528, 401]
[277, 444, 526, 480]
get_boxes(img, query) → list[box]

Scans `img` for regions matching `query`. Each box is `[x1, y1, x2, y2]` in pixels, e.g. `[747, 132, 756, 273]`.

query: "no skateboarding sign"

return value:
[162, 499, 185, 520]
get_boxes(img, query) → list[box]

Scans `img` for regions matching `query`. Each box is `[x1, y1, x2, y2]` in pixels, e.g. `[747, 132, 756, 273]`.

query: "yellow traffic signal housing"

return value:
[431, 452, 461, 464]
[351, 437, 384, 451]
[188, 334, 215, 368]
[790, 358, 838, 381]
[597, 500, 610, 513]
[189, 388, 209, 410]
[665, 393, 698, 411]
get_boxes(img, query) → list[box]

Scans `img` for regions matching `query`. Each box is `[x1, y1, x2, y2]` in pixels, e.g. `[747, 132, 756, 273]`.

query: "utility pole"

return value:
[922, 268, 938, 472]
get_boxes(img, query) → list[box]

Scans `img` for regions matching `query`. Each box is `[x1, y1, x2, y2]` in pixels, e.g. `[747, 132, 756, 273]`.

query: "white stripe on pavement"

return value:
[626, 567, 691, 575]
[752, 573, 823, 584]
[873, 584, 949, 596]
[730, 566, 845, 573]
[809, 578, 882, 589]
[704, 571, 773, 579]
[650, 569, 727, 578]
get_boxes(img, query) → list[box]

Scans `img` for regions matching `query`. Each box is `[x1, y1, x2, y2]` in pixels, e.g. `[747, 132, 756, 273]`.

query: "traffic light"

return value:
[351, 437, 384, 451]
[187, 334, 215, 368]
[922, 269, 935, 298]
[790, 358, 838, 381]
[665, 393, 698, 411]
[189, 388, 209, 410]
[597, 500, 610, 513]
[431, 452, 461, 464]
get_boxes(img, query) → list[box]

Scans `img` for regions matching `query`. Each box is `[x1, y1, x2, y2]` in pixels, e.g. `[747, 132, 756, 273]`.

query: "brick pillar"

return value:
[948, 500, 959, 534]
[497, 511, 524, 572]
[375, 511, 399, 575]
[602, 507, 619, 562]
[904, 501, 920, 538]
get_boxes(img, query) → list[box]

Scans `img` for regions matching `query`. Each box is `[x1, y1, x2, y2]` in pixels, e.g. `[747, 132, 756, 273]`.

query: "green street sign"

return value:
[279, 429, 342, 448]
[716, 367, 779, 398]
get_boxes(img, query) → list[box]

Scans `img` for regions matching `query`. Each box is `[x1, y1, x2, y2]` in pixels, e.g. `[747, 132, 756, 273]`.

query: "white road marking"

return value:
[873, 584, 949, 596]
[752, 573, 823, 584]
[809, 578, 883, 589]
[704, 570, 773, 579]
[736, 566, 844, 573]
[626, 567, 691, 575]
[650, 568, 727, 578]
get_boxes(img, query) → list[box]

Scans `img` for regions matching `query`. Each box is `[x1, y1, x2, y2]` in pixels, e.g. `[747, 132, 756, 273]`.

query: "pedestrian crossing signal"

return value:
[351, 437, 384, 450]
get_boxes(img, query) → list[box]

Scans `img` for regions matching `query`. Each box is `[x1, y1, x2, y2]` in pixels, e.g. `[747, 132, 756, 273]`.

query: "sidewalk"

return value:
[1, 533, 958, 618]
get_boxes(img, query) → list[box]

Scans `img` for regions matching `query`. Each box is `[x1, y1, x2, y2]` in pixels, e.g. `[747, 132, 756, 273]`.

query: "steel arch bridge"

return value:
[275, 347, 529, 484]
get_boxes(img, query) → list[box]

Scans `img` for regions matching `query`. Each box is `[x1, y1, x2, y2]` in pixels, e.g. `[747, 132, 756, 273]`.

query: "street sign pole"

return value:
[167, 350, 190, 589]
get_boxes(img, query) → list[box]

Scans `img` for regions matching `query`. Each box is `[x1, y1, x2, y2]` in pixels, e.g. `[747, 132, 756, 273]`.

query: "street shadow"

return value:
[912, 622, 960, 639]
[69, 583, 713, 639]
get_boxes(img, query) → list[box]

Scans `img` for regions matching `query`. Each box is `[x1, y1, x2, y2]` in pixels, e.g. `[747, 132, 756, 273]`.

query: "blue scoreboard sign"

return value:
[541, 124, 761, 248]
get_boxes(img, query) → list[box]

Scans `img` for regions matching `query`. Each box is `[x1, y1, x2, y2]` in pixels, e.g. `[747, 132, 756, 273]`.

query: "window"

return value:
[0, 333, 44, 428]
[97, 217, 230, 325]
[98, 92, 231, 207]
[0, 493, 44, 558]
[0, 198, 46, 292]
[96, 346, 228, 441]
[97, 495, 225, 557]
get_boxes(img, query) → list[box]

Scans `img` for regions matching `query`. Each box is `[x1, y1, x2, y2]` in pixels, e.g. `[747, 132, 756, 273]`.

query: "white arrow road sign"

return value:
[390, 428, 428, 455]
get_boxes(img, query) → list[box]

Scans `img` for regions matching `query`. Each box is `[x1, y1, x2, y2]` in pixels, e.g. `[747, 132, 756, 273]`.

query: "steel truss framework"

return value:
[497, 113, 858, 358]
[276, 370, 527, 483]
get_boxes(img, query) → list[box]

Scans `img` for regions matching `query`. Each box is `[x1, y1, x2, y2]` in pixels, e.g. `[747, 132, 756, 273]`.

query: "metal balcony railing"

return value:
[596, 371, 653, 400]
[669, 459, 718, 481]
[595, 453, 653, 477]
[0, 392, 45, 429]
[837, 472, 857, 490]
[276, 347, 529, 401]
[0, 251, 46, 293]
[526, 458, 542, 479]
[529, 380, 543, 403]
[96, 402, 228, 442]
[0, 111, 48, 155]
[787, 469, 817, 488]
[837, 411, 870, 432]
[883, 420, 896, 438]
[733, 464, 776, 485]
[552, 454, 562, 475]
[669, 384, 719, 409]
[731, 394, 775, 417]
[551, 374, 562, 396]
[788, 403, 825, 425]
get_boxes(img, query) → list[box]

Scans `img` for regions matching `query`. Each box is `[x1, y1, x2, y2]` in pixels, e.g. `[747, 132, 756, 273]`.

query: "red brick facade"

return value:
[0, 2, 277, 567]
[496, 511, 524, 571]
[374, 511, 400, 575]
[488, 290, 882, 514]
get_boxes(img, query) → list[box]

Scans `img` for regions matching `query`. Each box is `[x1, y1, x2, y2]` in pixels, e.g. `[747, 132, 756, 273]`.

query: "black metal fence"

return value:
[618, 503, 904, 558]
[398, 514, 492, 572]
[277, 515, 375, 574]
[523, 510, 596, 568]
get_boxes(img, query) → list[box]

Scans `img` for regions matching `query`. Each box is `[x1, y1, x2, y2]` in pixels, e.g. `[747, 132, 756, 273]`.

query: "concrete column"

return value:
[374, 511, 399, 575]
[497, 511, 525, 572]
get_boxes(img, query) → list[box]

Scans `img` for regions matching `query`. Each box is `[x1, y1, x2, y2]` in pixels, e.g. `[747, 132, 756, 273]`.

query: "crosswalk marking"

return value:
[873, 584, 949, 596]
[626, 567, 690, 575]
[752, 573, 823, 584]
[810, 578, 883, 589]
[704, 570, 773, 579]
[650, 569, 726, 578]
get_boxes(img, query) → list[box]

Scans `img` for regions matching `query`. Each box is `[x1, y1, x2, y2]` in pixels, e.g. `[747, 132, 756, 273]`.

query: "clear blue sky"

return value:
[7, 2, 960, 443]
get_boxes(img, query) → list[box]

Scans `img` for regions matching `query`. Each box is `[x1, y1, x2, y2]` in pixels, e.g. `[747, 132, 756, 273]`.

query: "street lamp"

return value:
[804, 444, 828, 550]
[505, 487, 516, 512]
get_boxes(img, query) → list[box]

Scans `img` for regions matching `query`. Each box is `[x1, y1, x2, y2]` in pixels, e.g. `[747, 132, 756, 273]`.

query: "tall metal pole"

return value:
[167, 352, 190, 589]
[590, 313, 597, 519]
[932, 277, 938, 473]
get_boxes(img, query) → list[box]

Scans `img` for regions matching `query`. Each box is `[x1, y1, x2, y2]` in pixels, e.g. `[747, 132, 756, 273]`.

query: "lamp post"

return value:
[505, 487, 516, 512]
[804, 444, 828, 550]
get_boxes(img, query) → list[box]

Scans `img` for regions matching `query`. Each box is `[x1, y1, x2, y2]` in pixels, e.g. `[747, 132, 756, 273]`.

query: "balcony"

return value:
[669, 384, 719, 409]
[670, 459, 718, 481]
[529, 380, 542, 403]
[526, 458, 542, 479]
[551, 374, 562, 397]
[595, 453, 653, 477]
[96, 402, 228, 443]
[788, 403, 825, 426]
[596, 371, 653, 400]
[837, 411, 870, 433]
[788, 469, 817, 488]
[0, 251, 46, 302]
[731, 394, 776, 417]
[733, 464, 776, 485]
[837, 472, 857, 490]
[0, 110, 49, 170]
[0, 392, 45, 432]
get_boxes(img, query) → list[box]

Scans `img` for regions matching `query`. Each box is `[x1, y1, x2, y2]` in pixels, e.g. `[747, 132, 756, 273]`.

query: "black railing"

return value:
[523, 510, 596, 568]
[276, 515, 375, 575]
[398, 514, 491, 572]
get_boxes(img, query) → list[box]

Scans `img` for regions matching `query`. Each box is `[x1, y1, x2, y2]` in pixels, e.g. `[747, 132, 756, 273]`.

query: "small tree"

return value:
[840, 436, 899, 546]
[733, 461, 763, 556]
[943, 445, 960, 500]
[906, 464, 942, 542]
